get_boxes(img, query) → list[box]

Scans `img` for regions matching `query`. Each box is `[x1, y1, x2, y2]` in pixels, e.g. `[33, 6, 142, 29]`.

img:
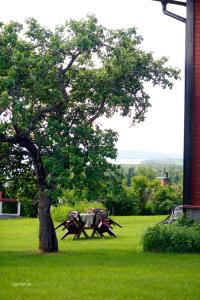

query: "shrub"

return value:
[2, 202, 18, 214]
[143, 221, 200, 253]
[104, 194, 139, 216]
[143, 225, 171, 252]
[51, 201, 106, 222]
[151, 185, 182, 215]
[1, 198, 37, 217]
[176, 215, 195, 227]
[145, 201, 154, 215]
[152, 199, 175, 215]
[51, 204, 72, 222]
[20, 197, 38, 217]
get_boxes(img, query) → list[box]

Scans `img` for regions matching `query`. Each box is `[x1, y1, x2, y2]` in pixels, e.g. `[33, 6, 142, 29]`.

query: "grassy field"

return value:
[0, 216, 200, 300]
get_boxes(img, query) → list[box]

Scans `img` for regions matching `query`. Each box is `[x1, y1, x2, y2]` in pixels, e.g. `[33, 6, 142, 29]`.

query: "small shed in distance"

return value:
[157, 172, 169, 186]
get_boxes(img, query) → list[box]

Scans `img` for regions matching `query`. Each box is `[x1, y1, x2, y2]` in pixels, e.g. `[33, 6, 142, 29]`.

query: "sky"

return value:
[0, 0, 186, 155]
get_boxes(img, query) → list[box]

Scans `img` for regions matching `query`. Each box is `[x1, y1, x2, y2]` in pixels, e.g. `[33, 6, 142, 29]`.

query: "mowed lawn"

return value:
[0, 216, 200, 300]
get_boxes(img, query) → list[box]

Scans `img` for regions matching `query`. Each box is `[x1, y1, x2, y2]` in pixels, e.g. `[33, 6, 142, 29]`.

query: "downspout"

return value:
[162, 3, 186, 23]
[153, 0, 186, 23]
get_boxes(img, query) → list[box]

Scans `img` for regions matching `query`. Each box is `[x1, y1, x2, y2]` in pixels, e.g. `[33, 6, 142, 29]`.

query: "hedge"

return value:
[143, 218, 200, 253]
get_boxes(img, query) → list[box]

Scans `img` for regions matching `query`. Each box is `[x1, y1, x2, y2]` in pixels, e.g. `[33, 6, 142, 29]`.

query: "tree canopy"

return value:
[0, 15, 179, 252]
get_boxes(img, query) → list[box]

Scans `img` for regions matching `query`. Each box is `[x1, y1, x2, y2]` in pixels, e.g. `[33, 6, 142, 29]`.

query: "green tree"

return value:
[135, 165, 157, 181]
[103, 176, 139, 216]
[127, 167, 135, 187]
[0, 16, 179, 252]
[131, 175, 149, 215]
[152, 185, 182, 215]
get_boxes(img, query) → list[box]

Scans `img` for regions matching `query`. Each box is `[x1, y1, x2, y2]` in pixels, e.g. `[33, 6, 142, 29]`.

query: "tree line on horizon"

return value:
[1, 162, 183, 218]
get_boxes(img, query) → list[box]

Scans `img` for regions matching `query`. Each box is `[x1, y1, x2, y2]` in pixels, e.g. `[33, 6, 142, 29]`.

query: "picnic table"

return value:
[55, 209, 122, 240]
[80, 213, 95, 227]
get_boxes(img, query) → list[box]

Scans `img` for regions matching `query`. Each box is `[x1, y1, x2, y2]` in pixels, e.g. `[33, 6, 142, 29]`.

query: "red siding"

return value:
[192, 0, 200, 205]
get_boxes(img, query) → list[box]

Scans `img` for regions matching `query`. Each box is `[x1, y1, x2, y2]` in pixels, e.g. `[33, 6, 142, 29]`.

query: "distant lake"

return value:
[111, 158, 144, 165]
[108, 150, 183, 165]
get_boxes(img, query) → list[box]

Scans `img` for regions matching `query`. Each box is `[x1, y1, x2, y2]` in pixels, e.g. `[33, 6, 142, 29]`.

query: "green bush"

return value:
[51, 201, 106, 222]
[104, 194, 139, 216]
[151, 185, 182, 215]
[143, 221, 200, 253]
[143, 225, 171, 252]
[176, 215, 195, 227]
[145, 201, 154, 215]
[1, 197, 37, 217]
[152, 199, 175, 215]
[20, 197, 38, 217]
[2, 202, 18, 214]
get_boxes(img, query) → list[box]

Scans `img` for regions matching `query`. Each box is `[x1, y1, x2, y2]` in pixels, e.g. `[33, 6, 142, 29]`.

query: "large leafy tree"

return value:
[0, 16, 179, 252]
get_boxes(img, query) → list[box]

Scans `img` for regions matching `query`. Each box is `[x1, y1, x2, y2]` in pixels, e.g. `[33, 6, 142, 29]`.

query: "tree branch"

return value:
[62, 52, 80, 74]
[27, 53, 81, 134]
[13, 123, 21, 135]
[0, 134, 19, 144]
[0, 134, 37, 159]
[0, 149, 30, 160]
[88, 98, 107, 124]
[27, 106, 57, 134]
[0, 176, 34, 185]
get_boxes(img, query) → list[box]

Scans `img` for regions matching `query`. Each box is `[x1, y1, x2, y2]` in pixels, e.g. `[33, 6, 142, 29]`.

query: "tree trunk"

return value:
[38, 187, 58, 252]
[18, 137, 58, 253]
[4, 136, 59, 252]
[140, 195, 146, 215]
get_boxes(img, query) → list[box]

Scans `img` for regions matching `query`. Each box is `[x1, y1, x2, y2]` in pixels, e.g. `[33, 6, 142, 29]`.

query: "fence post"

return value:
[0, 201, 2, 215]
[17, 202, 21, 216]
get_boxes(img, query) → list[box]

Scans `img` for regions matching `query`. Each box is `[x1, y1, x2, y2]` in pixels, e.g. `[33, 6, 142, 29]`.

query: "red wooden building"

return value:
[157, 172, 170, 186]
[154, 0, 200, 220]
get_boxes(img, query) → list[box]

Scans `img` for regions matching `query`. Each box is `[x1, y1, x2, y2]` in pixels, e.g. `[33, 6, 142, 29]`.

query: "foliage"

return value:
[0, 185, 38, 216]
[126, 167, 135, 187]
[0, 17, 179, 251]
[131, 175, 149, 214]
[1, 201, 18, 214]
[0, 16, 179, 205]
[102, 174, 140, 215]
[135, 165, 157, 180]
[103, 167, 182, 216]
[119, 163, 183, 216]
[120, 162, 183, 186]
[1, 161, 183, 218]
[143, 220, 200, 253]
[176, 214, 195, 227]
[59, 188, 87, 205]
[104, 192, 139, 216]
[151, 185, 182, 215]
[20, 197, 38, 217]
[143, 224, 171, 252]
[1, 198, 37, 217]
[51, 201, 106, 222]
[145, 201, 154, 215]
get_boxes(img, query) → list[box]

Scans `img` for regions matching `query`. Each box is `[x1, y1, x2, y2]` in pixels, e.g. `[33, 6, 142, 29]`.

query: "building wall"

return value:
[192, 0, 200, 206]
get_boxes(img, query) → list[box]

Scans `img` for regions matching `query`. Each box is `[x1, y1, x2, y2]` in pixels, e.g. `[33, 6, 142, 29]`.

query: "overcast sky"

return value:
[1, 0, 186, 154]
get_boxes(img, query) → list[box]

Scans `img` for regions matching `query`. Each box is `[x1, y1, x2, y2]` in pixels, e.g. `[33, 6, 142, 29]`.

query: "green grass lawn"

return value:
[1, 216, 200, 300]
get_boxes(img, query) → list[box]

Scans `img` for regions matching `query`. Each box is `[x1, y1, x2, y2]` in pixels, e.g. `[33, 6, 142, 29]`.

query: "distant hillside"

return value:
[117, 150, 183, 164]
[144, 159, 183, 165]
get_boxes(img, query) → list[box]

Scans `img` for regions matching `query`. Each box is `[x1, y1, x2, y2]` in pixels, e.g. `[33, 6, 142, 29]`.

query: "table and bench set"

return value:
[55, 209, 122, 240]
